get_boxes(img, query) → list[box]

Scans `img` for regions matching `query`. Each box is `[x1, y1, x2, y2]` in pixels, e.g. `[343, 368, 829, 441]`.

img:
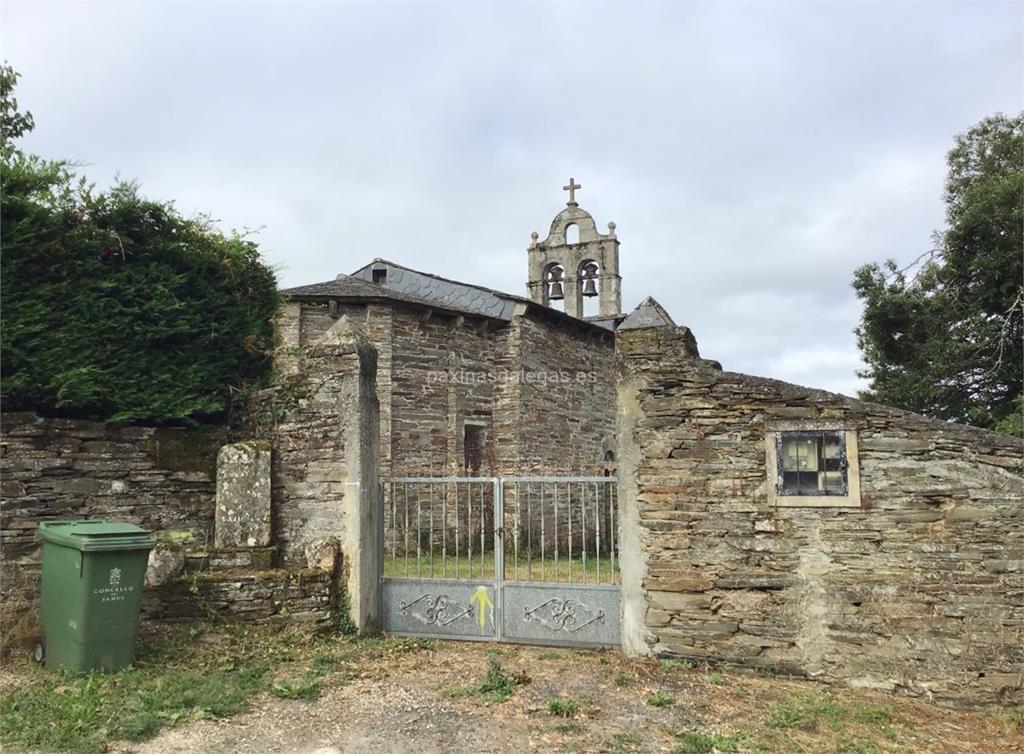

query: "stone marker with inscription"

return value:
[215, 441, 271, 548]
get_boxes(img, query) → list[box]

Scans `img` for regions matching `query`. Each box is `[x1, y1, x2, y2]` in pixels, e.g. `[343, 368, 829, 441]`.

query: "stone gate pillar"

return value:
[268, 315, 381, 633]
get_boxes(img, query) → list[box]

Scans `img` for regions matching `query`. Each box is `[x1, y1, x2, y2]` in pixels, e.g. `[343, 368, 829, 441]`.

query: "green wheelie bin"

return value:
[36, 520, 155, 673]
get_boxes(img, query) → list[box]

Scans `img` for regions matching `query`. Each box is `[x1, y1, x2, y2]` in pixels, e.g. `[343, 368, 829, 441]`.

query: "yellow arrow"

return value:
[469, 586, 494, 634]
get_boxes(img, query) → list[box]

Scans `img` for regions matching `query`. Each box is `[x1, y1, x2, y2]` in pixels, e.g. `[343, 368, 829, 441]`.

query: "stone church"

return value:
[278, 179, 657, 478]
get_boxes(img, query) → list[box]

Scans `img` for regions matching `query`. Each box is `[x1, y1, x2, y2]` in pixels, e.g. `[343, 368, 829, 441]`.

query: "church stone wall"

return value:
[287, 298, 617, 477]
[515, 316, 617, 473]
[388, 307, 500, 475]
[617, 325, 1024, 707]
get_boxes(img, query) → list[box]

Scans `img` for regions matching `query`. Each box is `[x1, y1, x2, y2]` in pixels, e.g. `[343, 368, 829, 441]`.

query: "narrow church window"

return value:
[372, 268, 387, 284]
[464, 424, 484, 476]
[565, 223, 579, 244]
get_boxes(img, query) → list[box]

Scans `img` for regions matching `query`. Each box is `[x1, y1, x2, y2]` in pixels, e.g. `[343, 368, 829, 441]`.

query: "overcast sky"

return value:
[4, 1, 1021, 395]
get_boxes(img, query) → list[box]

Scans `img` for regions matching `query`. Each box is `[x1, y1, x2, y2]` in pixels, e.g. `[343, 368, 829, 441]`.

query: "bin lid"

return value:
[36, 520, 155, 551]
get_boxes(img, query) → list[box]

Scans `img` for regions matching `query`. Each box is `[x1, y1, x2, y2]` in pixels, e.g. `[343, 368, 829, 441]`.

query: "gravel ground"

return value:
[109, 640, 1021, 754]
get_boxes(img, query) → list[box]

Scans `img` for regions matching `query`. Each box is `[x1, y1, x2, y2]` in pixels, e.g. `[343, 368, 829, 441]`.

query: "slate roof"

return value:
[349, 259, 524, 320]
[618, 296, 676, 330]
[283, 258, 621, 334]
[282, 273, 440, 309]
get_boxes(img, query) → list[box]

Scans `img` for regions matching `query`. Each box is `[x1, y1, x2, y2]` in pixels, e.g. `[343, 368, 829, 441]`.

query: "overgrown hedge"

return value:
[1, 155, 280, 425]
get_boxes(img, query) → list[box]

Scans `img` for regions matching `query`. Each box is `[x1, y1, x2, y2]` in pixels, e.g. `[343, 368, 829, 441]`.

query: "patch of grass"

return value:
[311, 652, 336, 674]
[708, 672, 724, 685]
[1004, 706, 1024, 735]
[0, 622, 378, 752]
[554, 721, 583, 734]
[548, 696, 582, 718]
[647, 690, 675, 708]
[851, 704, 893, 725]
[731, 682, 749, 698]
[270, 674, 321, 701]
[1, 660, 271, 751]
[660, 658, 695, 671]
[614, 672, 632, 687]
[834, 733, 880, 753]
[769, 693, 846, 731]
[384, 554, 620, 582]
[674, 731, 745, 754]
[444, 653, 528, 704]
[607, 731, 643, 752]
[767, 693, 893, 734]
[538, 652, 563, 660]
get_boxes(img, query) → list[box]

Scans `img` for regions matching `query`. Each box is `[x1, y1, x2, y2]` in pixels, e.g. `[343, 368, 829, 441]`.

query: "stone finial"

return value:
[608, 221, 616, 237]
[309, 314, 378, 374]
[563, 177, 582, 207]
[312, 314, 371, 352]
[619, 296, 677, 330]
[530, 231, 539, 247]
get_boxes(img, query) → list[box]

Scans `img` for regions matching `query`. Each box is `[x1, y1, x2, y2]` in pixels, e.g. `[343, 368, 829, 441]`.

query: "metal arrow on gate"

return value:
[469, 586, 493, 634]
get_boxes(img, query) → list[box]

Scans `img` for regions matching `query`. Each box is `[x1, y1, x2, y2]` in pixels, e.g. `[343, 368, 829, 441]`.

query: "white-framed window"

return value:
[765, 428, 861, 507]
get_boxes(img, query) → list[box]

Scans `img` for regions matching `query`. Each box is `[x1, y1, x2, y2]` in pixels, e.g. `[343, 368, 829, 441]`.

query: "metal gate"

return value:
[380, 476, 619, 648]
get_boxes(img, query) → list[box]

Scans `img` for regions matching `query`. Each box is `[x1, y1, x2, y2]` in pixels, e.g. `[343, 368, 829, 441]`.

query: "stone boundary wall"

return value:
[0, 413, 227, 607]
[617, 325, 1024, 707]
[142, 569, 333, 625]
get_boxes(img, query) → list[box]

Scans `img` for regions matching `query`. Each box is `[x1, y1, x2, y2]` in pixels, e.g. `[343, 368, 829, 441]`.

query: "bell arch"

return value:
[526, 179, 622, 320]
[543, 262, 566, 310]
[579, 259, 601, 317]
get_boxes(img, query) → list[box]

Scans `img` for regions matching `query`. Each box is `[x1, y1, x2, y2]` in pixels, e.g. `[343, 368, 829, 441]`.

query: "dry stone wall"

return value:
[0, 413, 226, 606]
[143, 568, 332, 624]
[617, 325, 1024, 707]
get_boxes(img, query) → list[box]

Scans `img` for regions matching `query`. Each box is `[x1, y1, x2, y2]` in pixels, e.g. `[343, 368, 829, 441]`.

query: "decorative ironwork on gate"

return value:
[379, 476, 620, 648]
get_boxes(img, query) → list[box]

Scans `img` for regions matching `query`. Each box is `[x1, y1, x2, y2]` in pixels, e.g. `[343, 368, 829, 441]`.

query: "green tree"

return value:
[1, 65, 280, 425]
[853, 113, 1023, 434]
[0, 62, 35, 148]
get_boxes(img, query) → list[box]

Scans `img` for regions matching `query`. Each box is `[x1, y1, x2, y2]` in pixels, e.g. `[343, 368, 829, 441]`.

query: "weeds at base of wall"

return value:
[334, 583, 357, 636]
[0, 588, 41, 655]
[188, 573, 222, 623]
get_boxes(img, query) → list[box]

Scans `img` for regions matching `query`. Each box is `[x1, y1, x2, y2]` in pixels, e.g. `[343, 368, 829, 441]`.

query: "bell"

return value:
[582, 277, 598, 297]
[549, 281, 564, 300]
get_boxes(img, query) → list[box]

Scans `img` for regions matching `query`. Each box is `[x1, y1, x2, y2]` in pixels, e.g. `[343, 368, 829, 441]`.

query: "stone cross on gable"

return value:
[563, 177, 581, 206]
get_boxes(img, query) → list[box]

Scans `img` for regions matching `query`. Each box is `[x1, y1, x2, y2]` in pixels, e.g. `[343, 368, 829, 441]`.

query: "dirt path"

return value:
[116, 641, 1020, 754]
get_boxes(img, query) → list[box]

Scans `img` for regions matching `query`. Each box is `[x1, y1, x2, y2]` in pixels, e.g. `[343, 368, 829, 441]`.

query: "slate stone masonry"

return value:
[0, 412, 227, 606]
[616, 322, 1024, 707]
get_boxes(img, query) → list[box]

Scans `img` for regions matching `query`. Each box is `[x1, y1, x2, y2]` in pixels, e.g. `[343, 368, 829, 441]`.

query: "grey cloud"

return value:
[3, 0, 1020, 395]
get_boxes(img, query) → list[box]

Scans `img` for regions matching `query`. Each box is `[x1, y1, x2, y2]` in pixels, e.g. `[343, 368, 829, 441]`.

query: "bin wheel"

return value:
[33, 640, 45, 664]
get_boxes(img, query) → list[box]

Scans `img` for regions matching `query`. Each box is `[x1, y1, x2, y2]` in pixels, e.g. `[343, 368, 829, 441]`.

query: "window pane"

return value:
[823, 470, 844, 493]
[777, 431, 849, 496]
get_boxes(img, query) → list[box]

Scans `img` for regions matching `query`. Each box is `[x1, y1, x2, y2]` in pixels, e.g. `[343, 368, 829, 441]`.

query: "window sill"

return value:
[773, 496, 860, 508]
